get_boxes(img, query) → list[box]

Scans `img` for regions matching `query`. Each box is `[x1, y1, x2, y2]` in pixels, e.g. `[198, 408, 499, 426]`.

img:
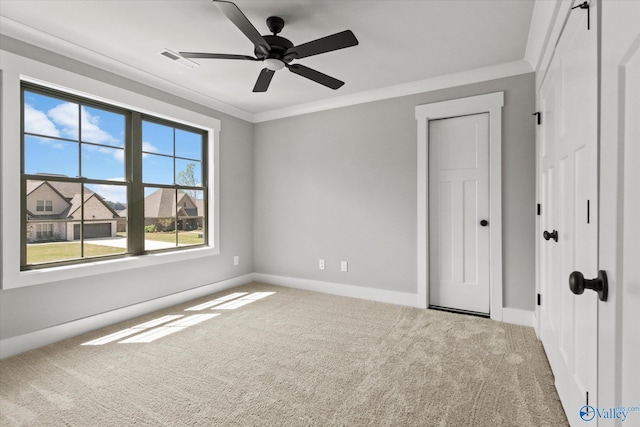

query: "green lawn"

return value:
[27, 243, 125, 264]
[152, 231, 204, 245]
[28, 231, 204, 264]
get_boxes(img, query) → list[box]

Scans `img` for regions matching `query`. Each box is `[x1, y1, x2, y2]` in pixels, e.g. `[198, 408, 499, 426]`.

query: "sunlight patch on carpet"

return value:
[134, 315, 185, 328]
[185, 292, 249, 311]
[81, 328, 145, 346]
[82, 315, 185, 345]
[118, 313, 219, 344]
[119, 314, 219, 343]
[81, 291, 275, 346]
[213, 292, 275, 310]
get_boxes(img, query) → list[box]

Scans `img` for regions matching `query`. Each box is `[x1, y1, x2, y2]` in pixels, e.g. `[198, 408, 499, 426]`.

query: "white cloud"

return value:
[47, 103, 119, 146]
[81, 107, 120, 145]
[142, 141, 158, 153]
[113, 149, 125, 162]
[142, 141, 159, 159]
[81, 143, 125, 164]
[24, 104, 61, 138]
[46, 102, 78, 139]
[88, 181, 127, 204]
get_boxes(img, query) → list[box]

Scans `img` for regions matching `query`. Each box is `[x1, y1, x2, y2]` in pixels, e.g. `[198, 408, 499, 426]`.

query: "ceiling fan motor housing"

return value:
[256, 34, 294, 64]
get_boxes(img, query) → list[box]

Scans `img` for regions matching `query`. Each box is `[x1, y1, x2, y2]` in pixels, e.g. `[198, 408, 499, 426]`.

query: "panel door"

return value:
[598, 0, 640, 414]
[429, 113, 490, 314]
[538, 3, 598, 425]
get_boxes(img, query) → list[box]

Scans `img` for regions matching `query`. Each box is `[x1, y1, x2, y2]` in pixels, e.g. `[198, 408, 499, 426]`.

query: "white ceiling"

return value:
[0, 0, 535, 120]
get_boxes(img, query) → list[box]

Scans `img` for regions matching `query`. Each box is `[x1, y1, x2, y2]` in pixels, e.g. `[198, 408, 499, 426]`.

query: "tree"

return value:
[176, 163, 197, 198]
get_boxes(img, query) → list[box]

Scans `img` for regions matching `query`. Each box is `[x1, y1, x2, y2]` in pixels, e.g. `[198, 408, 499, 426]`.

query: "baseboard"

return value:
[254, 274, 537, 328]
[501, 307, 535, 327]
[0, 274, 254, 359]
[253, 273, 420, 308]
[533, 310, 541, 338]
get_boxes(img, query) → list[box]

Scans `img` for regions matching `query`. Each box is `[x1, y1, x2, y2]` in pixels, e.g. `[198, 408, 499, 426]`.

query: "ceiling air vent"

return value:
[158, 48, 199, 69]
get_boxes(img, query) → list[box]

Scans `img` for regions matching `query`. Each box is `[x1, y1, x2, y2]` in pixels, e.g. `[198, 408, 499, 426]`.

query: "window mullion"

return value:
[80, 184, 84, 258]
[20, 90, 27, 267]
[128, 112, 144, 255]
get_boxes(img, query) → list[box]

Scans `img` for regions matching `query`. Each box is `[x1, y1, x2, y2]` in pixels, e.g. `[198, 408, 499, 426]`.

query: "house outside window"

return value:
[21, 83, 208, 269]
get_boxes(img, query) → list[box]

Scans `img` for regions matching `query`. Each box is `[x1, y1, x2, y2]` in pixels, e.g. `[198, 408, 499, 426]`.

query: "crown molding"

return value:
[0, 16, 254, 122]
[252, 60, 533, 123]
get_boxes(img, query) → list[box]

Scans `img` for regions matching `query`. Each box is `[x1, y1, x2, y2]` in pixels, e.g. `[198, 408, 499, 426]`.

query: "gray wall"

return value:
[254, 73, 536, 310]
[0, 38, 255, 340]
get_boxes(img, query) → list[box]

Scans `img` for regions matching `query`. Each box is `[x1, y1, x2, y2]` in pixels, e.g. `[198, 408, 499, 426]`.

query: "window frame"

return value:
[137, 114, 208, 253]
[20, 83, 209, 270]
[1, 49, 221, 289]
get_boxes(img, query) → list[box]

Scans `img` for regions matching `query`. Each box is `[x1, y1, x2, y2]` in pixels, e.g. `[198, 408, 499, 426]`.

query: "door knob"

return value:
[480, 220, 489, 227]
[543, 230, 558, 242]
[569, 270, 608, 302]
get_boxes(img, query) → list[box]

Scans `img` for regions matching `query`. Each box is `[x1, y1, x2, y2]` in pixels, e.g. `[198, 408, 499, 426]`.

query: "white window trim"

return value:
[415, 92, 504, 321]
[1, 50, 221, 289]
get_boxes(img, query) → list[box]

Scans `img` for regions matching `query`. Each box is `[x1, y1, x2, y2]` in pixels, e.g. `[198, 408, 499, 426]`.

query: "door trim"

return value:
[415, 92, 504, 320]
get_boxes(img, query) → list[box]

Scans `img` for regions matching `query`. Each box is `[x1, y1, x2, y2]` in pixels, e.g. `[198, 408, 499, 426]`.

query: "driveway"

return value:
[86, 236, 175, 251]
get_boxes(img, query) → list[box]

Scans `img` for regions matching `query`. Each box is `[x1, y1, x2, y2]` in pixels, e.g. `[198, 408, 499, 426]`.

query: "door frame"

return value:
[415, 92, 504, 320]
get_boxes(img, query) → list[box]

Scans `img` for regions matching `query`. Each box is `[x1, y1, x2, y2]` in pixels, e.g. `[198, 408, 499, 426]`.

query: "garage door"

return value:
[73, 223, 112, 239]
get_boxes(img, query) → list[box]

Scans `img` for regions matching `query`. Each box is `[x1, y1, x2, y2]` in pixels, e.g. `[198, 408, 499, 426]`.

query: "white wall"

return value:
[0, 37, 255, 341]
[254, 73, 537, 311]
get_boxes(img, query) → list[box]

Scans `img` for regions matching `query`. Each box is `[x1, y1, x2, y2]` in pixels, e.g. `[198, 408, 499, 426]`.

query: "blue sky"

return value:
[24, 91, 203, 204]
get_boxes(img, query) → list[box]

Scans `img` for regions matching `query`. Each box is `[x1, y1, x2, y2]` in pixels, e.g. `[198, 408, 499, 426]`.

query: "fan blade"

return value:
[286, 64, 344, 90]
[214, 1, 270, 56]
[284, 30, 358, 60]
[253, 68, 275, 92]
[179, 52, 259, 61]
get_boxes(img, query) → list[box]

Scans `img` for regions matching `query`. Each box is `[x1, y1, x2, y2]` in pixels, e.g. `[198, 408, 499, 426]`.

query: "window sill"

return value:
[5, 246, 219, 289]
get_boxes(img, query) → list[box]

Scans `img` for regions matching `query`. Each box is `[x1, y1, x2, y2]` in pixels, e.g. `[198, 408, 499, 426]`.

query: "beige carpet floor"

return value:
[0, 282, 568, 426]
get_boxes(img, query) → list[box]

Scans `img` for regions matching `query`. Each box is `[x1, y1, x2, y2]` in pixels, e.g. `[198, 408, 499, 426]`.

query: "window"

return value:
[21, 83, 208, 269]
[36, 200, 53, 212]
[35, 223, 54, 240]
[141, 118, 206, 249]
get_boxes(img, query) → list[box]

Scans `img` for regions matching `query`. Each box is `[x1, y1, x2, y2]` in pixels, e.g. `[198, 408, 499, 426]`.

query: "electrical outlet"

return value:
[341, 261, 348, 272]
[233, 255, 240, 266]
[319, 259, 325, 270]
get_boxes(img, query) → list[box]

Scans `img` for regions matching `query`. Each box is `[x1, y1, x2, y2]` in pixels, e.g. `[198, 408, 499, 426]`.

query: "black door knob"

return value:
[569, 270, 608, 302]
[480, 220, 489, 227]
[543, 230, 558, 242]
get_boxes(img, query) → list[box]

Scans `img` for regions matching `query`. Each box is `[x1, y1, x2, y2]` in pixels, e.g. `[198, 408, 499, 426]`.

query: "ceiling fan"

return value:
[179, 0, 359, 92]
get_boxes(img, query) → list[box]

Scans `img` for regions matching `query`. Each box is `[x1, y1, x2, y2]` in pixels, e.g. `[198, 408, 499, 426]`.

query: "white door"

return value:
[429, 113, 490, 314]
[538, 3, 598, 425]
[598, 0, 640, 415]
[617, 9, 640, 412]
